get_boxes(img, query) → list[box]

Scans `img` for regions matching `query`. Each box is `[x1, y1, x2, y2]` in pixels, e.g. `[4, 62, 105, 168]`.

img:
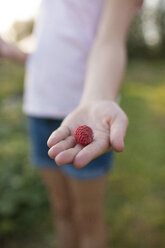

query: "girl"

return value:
[0, 1, 143, 247]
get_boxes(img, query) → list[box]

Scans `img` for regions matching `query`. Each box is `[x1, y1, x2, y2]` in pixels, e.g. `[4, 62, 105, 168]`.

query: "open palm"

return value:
[47, 101, 128, 168]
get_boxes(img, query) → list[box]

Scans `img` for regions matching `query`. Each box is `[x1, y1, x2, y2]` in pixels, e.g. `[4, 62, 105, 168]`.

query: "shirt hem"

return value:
[23, 105, 73, 119]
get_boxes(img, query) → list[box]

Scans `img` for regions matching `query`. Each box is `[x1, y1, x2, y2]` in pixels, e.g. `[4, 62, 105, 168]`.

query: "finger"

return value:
[47, 126, 70, 148]
[110, 114, 129, 152]
[48, 136, 76, 158]
[55, 144, 82, 165]
[73, 140, 108, 168]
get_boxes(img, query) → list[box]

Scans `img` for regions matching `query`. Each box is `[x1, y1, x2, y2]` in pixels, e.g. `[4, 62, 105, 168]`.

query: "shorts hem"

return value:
[30, 157, 58, 169]
[30, 157, 113, 180]
[60, 164, 113, 180]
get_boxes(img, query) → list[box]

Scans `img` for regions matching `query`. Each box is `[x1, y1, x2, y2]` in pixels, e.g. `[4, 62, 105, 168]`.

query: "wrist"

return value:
[80, 90, 119, 105]
[80, 45, 126, 105]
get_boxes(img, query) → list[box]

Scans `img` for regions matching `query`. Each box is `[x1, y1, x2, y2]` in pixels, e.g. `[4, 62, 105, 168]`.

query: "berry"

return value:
[74, 125, 94, 146]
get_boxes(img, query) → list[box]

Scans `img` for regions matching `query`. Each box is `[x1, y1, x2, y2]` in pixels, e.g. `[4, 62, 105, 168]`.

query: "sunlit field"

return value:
[0, 59, 165, 248]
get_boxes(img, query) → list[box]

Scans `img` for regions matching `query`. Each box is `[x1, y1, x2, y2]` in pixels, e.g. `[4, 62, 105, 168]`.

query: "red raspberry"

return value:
[74, 125, 94, 146]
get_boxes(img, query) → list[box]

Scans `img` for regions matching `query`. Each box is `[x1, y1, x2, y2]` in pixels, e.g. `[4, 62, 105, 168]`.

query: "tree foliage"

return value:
[128, 0, 165, 59]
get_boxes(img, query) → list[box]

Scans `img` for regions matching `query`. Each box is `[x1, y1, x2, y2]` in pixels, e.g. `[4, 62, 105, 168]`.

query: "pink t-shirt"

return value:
[23, 0, 105, 118]
[23, 0, 143, 119]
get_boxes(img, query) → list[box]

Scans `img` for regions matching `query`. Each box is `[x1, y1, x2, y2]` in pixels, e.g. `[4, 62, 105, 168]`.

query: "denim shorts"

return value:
[27, 116, 114, 180]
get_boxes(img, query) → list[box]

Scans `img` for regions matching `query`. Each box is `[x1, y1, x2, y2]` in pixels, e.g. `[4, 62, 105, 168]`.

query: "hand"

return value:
[0, 37, 27, 64]
[47, 101, 128, 168]
[0, 38, 10, 58]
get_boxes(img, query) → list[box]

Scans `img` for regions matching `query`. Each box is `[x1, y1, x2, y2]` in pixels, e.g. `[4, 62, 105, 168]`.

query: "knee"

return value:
[53, 201, 72, 220]
[74, 207, 104, 234]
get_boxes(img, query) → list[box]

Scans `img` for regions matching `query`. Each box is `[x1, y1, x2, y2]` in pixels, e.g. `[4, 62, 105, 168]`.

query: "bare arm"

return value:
[0, 37, 28, 64]
[81, 0, 139, 103]
[48, 0, 139, 168]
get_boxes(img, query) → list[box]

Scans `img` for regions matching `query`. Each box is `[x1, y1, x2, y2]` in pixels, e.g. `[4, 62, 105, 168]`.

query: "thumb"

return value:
[110, 114, 129, 152]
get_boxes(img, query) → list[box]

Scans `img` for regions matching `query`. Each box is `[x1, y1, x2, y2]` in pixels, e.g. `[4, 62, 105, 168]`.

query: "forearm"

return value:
[5, 44, 28, 64]
[11, 49, 28, 64]
[80, 42, 126, 103]
[80, 0, 138, 104]
[0, 38, 28, 64]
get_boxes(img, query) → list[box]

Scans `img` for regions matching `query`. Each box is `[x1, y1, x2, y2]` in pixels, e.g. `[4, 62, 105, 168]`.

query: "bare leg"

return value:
[40, 169, 78, 248]
[68, 175, 108, 248]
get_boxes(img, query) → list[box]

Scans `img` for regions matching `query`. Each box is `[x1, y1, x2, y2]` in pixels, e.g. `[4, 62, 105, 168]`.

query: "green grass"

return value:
[0, 59, 165, 248]
[107, 60, 165, 248]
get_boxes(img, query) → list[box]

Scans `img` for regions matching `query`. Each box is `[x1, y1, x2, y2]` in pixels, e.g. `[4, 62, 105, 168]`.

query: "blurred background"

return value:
[0, 0, 165, 247]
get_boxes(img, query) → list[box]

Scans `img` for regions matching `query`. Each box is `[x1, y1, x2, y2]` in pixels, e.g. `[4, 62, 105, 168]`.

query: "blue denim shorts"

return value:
[28, 116, 114, 180]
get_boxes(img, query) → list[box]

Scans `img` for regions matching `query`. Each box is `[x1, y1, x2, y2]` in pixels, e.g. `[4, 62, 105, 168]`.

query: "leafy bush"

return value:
[0, 161, 49, 238]
[0, 61, 50, 242]
[10, 19, 34, 42]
